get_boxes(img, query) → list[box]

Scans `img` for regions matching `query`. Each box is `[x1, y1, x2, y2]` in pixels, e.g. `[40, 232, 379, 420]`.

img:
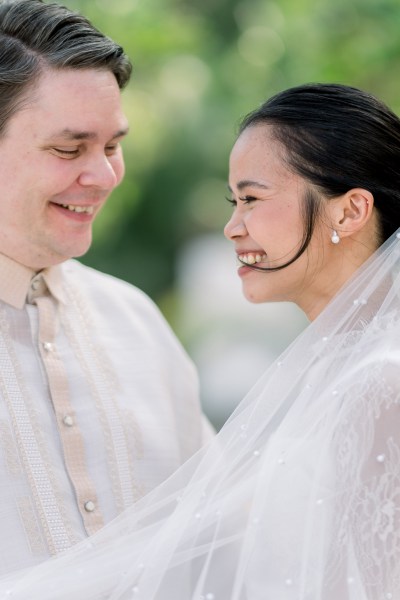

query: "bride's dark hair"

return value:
[239, 83, 400, 271]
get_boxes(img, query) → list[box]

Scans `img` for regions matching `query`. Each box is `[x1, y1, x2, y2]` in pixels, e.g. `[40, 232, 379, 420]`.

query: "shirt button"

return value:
[84, 500, 96, 512]
[43, 342, 54, 352]
[62, 415, 74, 427]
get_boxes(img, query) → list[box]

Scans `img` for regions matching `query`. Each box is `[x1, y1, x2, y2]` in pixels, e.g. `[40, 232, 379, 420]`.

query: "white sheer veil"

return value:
[2, 229, 400, 600]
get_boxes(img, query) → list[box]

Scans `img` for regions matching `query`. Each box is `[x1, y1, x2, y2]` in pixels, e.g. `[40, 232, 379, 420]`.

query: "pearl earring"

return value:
[331, 230, 340, 244]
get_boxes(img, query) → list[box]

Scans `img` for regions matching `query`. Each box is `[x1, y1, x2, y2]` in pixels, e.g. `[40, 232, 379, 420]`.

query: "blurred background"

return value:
[67, 0, 400, 428]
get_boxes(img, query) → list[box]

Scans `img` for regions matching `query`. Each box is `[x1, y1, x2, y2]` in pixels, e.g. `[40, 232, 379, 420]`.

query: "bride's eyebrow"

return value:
[228, 180, 271, 192]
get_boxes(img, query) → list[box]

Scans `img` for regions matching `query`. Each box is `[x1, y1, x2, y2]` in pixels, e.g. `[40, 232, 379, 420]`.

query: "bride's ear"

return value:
[330, 188, 374, 238]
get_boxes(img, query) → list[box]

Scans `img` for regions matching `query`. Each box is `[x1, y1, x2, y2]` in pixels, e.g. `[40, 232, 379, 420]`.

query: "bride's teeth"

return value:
[239, 253, 267, 265]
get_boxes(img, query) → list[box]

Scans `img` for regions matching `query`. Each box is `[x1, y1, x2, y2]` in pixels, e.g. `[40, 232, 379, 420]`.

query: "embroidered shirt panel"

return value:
[0, 254, 208, 575]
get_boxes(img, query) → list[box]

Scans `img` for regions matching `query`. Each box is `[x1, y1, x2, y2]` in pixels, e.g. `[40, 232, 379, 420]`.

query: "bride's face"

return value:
[225, 124, 329, 309]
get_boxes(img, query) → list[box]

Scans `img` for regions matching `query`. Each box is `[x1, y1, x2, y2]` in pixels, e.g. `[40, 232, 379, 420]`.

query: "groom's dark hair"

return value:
[0, 0, 132, 135]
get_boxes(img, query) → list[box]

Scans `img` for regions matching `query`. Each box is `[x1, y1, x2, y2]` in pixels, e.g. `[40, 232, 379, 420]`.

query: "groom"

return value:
[0, 0, 212, 575]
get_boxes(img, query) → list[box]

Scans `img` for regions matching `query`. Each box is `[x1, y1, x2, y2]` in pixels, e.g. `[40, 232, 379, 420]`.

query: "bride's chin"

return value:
[242, 286, 272, 304]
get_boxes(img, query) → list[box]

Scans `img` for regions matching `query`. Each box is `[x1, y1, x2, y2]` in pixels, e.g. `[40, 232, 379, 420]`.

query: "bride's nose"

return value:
[224, 212, 247, 240]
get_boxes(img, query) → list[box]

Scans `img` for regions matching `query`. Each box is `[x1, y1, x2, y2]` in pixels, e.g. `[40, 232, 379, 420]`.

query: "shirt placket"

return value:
[31, 278, 104, 538]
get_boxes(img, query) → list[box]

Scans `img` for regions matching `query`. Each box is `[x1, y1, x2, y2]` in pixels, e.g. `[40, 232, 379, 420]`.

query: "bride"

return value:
[2, 82, 400, 599]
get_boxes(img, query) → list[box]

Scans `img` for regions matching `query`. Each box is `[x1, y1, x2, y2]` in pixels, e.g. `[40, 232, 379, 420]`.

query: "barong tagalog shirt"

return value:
[0, 253, 211, 576]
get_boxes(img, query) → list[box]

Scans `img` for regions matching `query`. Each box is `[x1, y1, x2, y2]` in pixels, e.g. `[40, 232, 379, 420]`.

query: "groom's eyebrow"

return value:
[47, 127, 130, 141]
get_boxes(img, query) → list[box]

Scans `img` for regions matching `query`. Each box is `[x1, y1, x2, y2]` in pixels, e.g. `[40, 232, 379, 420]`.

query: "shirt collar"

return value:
[0, 253, 67, 309]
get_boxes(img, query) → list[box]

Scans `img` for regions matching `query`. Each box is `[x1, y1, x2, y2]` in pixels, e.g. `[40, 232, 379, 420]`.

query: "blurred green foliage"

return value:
[66, 0, 400, 323]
